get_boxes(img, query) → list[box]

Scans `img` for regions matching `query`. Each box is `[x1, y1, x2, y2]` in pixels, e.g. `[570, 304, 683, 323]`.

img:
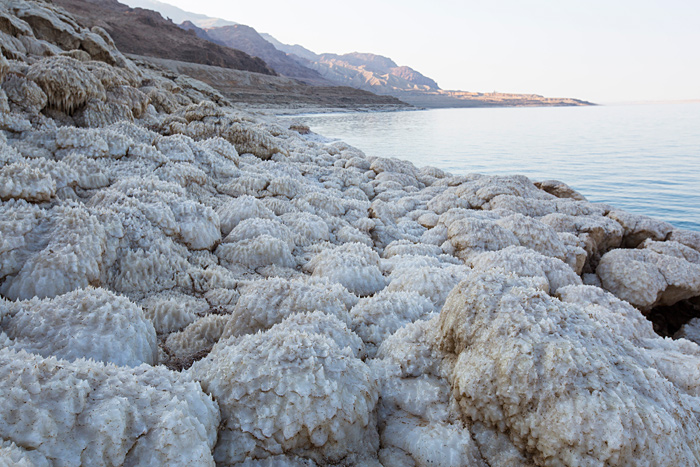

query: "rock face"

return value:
[51, 0, 276, 74]
[204, 24, 332, 86]
[1, 1, 700, 466]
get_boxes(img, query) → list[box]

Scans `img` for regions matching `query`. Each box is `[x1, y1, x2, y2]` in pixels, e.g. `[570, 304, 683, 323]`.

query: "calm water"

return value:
[294, 103, 700, 231]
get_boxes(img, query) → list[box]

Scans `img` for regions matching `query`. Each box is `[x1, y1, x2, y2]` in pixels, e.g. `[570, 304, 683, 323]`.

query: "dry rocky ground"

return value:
[1, 1, 700, 466]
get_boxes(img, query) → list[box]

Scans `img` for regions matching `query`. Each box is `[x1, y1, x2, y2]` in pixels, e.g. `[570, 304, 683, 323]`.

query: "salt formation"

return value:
[437, 271, 700, 466]
[2, 0, 700, 464]
[0, 349, 219, 466]
[189, 318, 379, 465]
[1, 287, 157, 366]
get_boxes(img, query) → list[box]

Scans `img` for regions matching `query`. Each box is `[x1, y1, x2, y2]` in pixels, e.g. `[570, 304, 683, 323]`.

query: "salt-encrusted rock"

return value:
[26, 55, 105, 114]
[541, 212, 624, 269]
[608, 209, 674, 248]
[383, 239, 444, 258]
[0, 201, 118, 301]
[640, 239, 700, 264]
[221, 277, 353, 339]
[1, 287, 157, 367]
[350, 291, 434, 357]
[1, 73, 47, 114]
[668, 229, 700, 253]
[385, 265, 470, 310]
[216, 195, 276, 235]
[164, 314, 229, 362]
[140, 291, 208, 334]
[304, 242, 386, 296]
[0, 348, 219, 466]
[534, 179, 587, 200]
[597, 248, 700, 311]
[170, 200, 220, 250]
[446, 215, 519, 259]
[371, 319, 487, 467]
[469, 246, 582, 294]
[189, 320, 379, 465]
[674, 318, 700, 344]
[0, 439, 50, 467]
[494, 213, 568, 260]
[224, 217, 294, 249]
[437, 270, 700, 466]
[0, 161, 55, 202]
[215, 234, 296, 270]
[272, 310, 365, 358]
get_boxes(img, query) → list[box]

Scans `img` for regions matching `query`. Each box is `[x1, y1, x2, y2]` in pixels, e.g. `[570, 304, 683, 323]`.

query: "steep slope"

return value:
[260, 32, 320, 62]
[204, 24, 331, 86]
[51, 0, 275, 75]
[130, 55, 408, 110]
[180, 20, 225, 45]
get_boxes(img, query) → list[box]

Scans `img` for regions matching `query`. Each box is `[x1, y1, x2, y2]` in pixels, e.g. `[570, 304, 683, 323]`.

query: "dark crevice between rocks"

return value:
[647, 297, 700, 338]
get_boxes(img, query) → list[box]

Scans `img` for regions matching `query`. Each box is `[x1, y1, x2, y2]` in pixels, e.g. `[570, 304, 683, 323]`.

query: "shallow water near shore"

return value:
[293, 102, 700, 231]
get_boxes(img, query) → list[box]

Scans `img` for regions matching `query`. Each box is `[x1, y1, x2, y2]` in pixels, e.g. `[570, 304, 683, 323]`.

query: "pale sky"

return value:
[126, 0, 700, 103]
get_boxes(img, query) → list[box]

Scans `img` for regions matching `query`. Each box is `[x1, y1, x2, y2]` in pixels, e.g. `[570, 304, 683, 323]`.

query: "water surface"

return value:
[293, 103, 700, 231]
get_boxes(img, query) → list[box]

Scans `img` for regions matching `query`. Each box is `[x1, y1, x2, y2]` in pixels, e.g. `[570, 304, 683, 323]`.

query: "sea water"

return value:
[293, 102, 700, 231]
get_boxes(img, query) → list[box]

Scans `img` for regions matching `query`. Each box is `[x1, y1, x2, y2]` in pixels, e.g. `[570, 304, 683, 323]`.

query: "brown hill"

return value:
[204, 24, 331, 86]
[129, 54, 410, 111]
[51, 0, 276, 75]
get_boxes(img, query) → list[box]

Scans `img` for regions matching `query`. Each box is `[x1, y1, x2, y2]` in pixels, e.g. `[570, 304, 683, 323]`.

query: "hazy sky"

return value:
[127, 0, 700, 103]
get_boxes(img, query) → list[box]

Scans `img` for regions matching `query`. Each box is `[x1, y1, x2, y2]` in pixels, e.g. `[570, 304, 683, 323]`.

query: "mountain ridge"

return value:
[112, 0, 595, 107]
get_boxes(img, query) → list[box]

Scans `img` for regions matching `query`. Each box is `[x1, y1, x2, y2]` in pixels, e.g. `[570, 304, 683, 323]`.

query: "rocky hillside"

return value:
[51, 0, 276, 75]
[204, 24, 332, 86]
[2, 1, 700, 465]
[130, 54, 409, 110]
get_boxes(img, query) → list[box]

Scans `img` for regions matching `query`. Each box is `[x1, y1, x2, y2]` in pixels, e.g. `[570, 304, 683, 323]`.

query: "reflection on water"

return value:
[293, 103, 700, 231]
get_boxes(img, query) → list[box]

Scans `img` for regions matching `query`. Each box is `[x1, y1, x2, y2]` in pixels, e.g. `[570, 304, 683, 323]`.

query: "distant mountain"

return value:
[120, 0, 236, 28]
[204, 25, 331, 86]
[113, 0, 592, 107]
[309, 52, 440, 93]
[180, 20, 225, 46]
[53, 0, 275, 75]
[259, 33, 319, 62]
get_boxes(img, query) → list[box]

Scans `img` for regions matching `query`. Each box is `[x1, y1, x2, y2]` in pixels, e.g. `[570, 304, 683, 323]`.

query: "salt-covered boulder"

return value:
[385, 265, 469, 310]
[350, 291, 434, 357]
[221, 277, 353, 339]
[223, 217, 294, 249]
[534, 179, 587, 200]
[140, 291, 208, 334]
[469, 246, 582, 294]
[0, 348, 219, 466]
[371, 319, 487, 467]
[216, 195, 276, 236]
[26, 55, 105, 114]
[674, 317, 700, 344]
[215, 234, 296, 270]
[0, 161, 55, 202]
[597, 247, 700, 311]
[607, 209, 674, 248]
[1, 287, 157, 367]
[437, 270, 700, 466]
[189, 319, 379, 465]
[0, 201, 119, 301]
[304, 242, 386, 296]
[163, 313, 229, 361]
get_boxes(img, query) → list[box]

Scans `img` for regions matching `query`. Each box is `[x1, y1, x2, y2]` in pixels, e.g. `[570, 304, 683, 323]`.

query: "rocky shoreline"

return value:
[1, 1, 700, 466]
